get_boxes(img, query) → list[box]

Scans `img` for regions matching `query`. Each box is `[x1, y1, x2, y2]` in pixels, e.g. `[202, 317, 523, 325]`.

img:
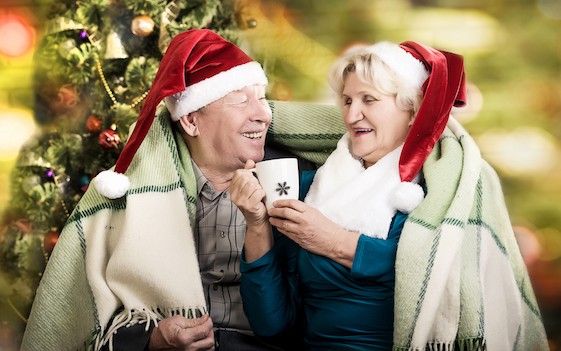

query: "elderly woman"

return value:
[230, 41, 548, 350]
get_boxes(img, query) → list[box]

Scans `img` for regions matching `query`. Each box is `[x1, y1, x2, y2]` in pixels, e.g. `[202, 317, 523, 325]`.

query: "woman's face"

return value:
[341, 72, 413, 167]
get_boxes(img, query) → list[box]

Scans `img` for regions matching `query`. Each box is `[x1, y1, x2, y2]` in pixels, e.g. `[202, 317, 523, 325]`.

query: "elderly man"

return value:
[22, 29, 334, 351]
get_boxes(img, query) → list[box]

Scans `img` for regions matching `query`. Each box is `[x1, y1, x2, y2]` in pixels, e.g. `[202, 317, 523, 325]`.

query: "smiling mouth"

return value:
[353, 128, 374, 135]
[242, 131, 264, 140]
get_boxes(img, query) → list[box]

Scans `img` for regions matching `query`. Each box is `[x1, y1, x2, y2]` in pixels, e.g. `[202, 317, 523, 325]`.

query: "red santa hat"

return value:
[368, 41, 467, 213]
[95, 29, 268, 199]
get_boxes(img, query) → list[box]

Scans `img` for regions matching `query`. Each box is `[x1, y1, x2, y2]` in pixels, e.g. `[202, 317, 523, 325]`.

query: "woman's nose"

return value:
[344, 102, 362, 124]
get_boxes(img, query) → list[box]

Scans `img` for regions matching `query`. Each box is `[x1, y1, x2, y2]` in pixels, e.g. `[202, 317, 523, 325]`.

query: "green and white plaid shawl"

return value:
[21, 101, 344, 351]
[394, 118, 548, 350]
[21, 102, 546, 350]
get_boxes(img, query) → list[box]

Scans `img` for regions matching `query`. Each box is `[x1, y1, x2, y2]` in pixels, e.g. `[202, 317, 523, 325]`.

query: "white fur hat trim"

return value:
[164, 61, 268, 120]
[391, 181, 425, 213]
[369, 42, 429, 95]
[94, 170, 130, 199]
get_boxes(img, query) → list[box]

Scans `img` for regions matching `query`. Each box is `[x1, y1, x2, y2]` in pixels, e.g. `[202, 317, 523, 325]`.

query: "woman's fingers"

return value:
[269, 217, 295, 236]
[268, 206, 304, 224]
[272, 199, 307, 213]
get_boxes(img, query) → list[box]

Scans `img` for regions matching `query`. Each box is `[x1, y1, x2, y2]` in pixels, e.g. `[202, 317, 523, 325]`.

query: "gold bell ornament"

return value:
[131, 15, 155, 37]
[104, 30, 128, 59]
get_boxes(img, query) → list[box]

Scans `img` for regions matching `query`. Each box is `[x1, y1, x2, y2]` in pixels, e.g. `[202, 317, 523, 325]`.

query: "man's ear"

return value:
[178, 113, 199, 137]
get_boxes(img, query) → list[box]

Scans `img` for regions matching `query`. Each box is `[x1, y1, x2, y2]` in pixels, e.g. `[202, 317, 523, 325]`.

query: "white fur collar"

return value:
[305, 134, 408, 239]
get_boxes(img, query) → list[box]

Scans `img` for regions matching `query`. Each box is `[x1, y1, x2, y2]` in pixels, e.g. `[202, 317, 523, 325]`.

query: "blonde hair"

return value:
[328, 43, 428, 114]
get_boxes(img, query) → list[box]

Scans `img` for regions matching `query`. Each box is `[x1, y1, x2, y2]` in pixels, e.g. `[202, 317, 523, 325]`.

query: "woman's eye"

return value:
[363, 95, 376, 103]
[343, 98, 352, 105]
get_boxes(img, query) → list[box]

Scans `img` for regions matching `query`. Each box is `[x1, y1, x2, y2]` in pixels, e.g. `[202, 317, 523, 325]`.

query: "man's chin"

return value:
[243, 150, 265, 164]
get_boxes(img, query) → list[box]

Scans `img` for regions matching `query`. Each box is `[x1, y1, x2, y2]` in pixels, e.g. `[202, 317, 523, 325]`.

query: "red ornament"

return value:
[86, 115, 103, 133]
[43, 229, 60, 254]
[51, 84, 79, 113]
[98, 128, 121, 149]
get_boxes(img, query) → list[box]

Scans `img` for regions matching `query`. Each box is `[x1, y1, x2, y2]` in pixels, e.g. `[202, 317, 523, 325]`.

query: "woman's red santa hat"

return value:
[94, 29, 267, 199]
[368, 41, 467, 213]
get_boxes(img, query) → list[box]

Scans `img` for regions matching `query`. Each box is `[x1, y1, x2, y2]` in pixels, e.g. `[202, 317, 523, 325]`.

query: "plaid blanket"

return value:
[21, 101, 546, 350]
[20, 101, 343, 351]
[394, 118, 548, 350]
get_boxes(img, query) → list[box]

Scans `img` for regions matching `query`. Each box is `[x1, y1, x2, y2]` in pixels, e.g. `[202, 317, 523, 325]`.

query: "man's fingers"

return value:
[175, 314, 208, 329]
[177, 316, 213, 345]
[231, 177, 265, 212]
[245, 159, 256, 169]
[189, 332, 215, 350]
[250, 188, 266, 204]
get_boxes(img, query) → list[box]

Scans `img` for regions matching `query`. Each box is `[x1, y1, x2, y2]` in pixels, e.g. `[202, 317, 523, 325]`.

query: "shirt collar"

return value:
[191, 161, 221, 201]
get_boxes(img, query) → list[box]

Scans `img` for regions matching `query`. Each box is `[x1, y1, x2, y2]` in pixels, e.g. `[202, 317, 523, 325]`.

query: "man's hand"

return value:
[229, 160, 268, 226]
[148, 315, 214, 350]
[229, 160, 273, 262]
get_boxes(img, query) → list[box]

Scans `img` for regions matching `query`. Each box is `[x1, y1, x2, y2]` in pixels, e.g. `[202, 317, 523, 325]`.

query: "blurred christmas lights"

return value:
[0, 108, 36, 160]
[477, 127, 558, 176]
[0, 12, 35, 57]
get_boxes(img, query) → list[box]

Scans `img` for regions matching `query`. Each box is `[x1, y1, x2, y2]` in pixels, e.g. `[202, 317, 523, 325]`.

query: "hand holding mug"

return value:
[253, 158, 299, 209]
[229, 160, 268, 226]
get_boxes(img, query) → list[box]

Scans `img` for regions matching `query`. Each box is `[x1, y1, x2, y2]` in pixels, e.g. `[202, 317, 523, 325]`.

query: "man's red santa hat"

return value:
[94, 29, 267, 199]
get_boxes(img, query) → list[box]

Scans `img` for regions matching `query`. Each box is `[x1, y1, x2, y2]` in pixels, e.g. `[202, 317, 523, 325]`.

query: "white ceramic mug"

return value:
[254, 158, 299, 209]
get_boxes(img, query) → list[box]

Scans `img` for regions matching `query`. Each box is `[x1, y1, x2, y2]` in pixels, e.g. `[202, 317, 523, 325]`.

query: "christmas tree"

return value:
[0, 0, 243, 346]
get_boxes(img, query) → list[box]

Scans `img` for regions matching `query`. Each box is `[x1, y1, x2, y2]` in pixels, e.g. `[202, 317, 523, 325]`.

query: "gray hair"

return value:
[328, 42, 428, 114]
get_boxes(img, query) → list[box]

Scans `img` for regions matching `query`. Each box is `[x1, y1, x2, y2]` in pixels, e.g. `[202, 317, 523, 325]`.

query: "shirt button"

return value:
[220, 231, 226, 238]
[222, 193, 228, 199]
[212, 285, 218, 291]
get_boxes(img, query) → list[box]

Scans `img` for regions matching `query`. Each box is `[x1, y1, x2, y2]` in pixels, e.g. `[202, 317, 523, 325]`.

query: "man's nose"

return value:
[249, 98, 272, 123]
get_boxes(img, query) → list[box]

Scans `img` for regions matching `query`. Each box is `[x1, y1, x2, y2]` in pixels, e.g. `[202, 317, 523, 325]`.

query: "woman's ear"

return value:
[408, 112, 416, 127]
[178, 113, 199, 137]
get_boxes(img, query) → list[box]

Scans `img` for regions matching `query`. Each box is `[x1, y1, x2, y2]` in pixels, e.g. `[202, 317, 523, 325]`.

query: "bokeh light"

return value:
[0, 108, 36, 160]
[477, 128, 558, 176]
[538, 0, 561, 20]
[0, 12, 35, 58]
[405, 8, 502, 53]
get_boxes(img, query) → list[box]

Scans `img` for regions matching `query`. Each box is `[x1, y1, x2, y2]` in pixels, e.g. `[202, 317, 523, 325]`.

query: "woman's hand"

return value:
[268, 200, 360, 267]
[229, 160, 267, 226]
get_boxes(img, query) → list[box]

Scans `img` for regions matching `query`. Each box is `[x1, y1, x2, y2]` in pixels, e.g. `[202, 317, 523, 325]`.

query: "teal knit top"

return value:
[240, 170, 407, 350]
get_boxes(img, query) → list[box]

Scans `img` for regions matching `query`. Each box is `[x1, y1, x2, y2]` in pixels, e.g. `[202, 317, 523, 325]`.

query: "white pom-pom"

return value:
[391, 181, 425, 213]
[94, 170, 130, 199]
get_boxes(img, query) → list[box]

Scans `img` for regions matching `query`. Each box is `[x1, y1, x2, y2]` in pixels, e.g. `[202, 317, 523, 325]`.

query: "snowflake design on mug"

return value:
[275, 182, 291, 196]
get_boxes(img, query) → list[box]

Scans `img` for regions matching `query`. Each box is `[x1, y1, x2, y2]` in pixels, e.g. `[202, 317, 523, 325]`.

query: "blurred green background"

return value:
[1, 0, 560, 348]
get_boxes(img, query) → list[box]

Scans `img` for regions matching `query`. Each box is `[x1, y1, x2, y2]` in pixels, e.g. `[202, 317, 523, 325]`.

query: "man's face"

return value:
[190, 85, 271, 171]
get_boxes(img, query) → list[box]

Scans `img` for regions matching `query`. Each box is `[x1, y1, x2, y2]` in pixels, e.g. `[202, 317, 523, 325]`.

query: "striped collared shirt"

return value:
[192, 162, 251, 333]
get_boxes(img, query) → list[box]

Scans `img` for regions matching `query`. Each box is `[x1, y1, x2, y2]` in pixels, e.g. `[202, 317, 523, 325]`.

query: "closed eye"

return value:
[363, 95, 378, 104]
[224, 92, 249, 105]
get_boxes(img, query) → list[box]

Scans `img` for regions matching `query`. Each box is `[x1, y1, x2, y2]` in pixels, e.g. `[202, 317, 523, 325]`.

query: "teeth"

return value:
[242, 132, 263, 139]
[356, 128, 373, 132]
